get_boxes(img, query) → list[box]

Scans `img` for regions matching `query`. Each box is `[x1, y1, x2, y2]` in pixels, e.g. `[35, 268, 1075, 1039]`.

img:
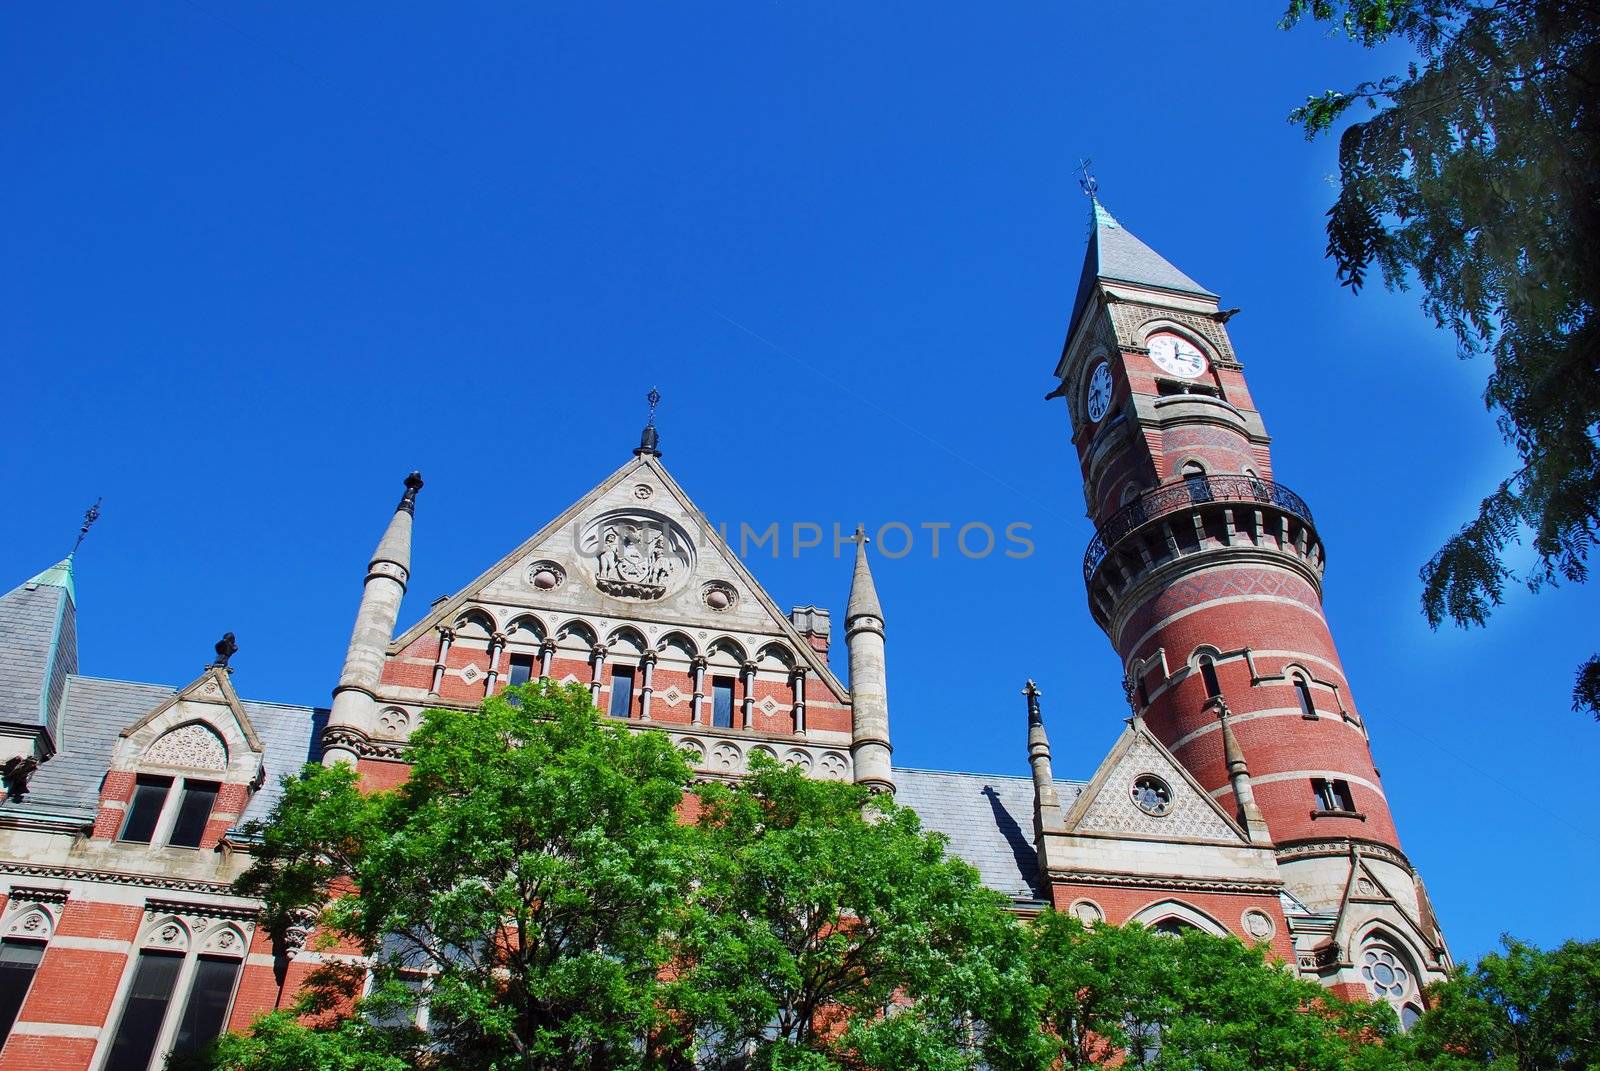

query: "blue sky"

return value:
[3, 2, 1594, 964]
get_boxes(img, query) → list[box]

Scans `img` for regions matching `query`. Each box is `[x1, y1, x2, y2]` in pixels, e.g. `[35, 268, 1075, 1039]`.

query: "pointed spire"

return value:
[22, 558, 76, 605]
[1063, 195, 1218, 346]
[846, 526, 883, 622]
[1217, 698, 1271, 843]
[373, 472, 423, 572]
[634, 388, 662, 458]
[1025, 679, 1062, 815]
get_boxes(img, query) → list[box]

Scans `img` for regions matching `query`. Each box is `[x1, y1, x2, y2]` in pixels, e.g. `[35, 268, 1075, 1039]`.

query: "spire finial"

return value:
[397, 471, 424, 515]
[1077, 157, 1098, 201]
[71, 498, 102, 556]
[635, 388, 662, 457]
[853, 523, 868, 545]
[1023, 679, 1043, 726]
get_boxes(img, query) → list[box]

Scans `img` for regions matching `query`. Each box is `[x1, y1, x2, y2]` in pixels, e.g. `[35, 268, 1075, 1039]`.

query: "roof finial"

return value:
[212, 631, 239, 670]
[70, 498, 102, 556]
[635, 387, 662, 457]
[1023, 678, 1043, 726]
[1077, 157, 1098, 201]
[397, 471, 424, 515]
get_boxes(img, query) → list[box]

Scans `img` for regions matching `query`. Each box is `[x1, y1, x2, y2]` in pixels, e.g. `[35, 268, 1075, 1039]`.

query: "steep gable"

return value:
[390, 453, 844, 695]
[1061, 717, 1247, 844]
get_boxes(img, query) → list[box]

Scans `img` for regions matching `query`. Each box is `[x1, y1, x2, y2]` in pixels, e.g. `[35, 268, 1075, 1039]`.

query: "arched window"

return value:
[1198, 655, 1221, 699]
[1358, 939, 1423, 1029]
[1180, 460, 1207, 479]
[1293, 675, 1317, 719]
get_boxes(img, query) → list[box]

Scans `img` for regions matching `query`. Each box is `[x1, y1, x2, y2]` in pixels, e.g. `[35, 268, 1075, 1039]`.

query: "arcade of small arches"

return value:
[418, 607, 816, 735]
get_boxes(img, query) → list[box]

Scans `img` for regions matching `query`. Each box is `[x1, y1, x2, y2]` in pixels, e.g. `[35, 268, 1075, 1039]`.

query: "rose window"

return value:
[1131, 775, 1173, 816]
[1361, 948, 1411, 998]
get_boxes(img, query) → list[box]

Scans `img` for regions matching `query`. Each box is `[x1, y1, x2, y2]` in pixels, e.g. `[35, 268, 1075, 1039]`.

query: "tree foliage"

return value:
[217, 681, 700, 1070]
[674, 758, 1038, 1071]
[1027, 912, 1405, 1071]
[1282, 0, 1600, 716]
[1399, 936, 1600, 1070]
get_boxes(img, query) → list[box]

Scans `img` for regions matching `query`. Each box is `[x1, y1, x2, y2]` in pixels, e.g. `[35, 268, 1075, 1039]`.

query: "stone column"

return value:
[690, 656, 707, 725]
[740, 661, 756, 729]
[791, 666, 808, 735]
[589, 645, 607, 707]
[538, 638, 556, 680]
[484, 632, 506, 695]
[430, 627, 454, 696]
[638, 651, 657, 722]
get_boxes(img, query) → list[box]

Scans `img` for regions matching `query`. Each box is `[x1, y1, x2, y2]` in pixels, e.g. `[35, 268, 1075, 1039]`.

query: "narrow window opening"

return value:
[105, 949, 183, 1071]
[507, 654, 535, 689]
[167, 780, 220, 849]
[171, 954, 242, 1055]
[711, 677, 736, 729]
[1294, 676, 1318, 719]
[1136, 676, 1150, 707]
[119, 775, 173, 844]
[0, 939, 45, 1045]
[1312, 778, 1355, 812]
[1198, 656, 1221, 699]
[607, 667, 635, 719]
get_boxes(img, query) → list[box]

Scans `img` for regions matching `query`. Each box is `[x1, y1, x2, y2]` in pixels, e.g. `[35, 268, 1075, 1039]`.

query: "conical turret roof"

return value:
[846, 528, 883, 621]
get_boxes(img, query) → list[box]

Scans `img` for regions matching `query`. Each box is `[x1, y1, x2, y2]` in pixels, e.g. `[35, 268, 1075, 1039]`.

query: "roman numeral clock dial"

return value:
[1147, 333, 1208, 378]
[1085, 361, 1113, 423]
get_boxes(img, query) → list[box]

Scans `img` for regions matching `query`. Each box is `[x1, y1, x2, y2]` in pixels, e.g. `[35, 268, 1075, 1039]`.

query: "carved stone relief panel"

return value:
[579, 509, 696, 601]
[144, 722, 228, 771]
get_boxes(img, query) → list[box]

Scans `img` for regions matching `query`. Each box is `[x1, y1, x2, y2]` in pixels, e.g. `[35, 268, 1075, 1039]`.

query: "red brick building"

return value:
[0, 202, 1449, 1069]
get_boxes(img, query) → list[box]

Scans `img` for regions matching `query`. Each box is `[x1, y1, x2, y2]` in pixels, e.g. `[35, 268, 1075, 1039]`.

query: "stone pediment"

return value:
[388, 454, 843, 693]
[112, 665, 265, 783]
[1059, 718, 1247, 845]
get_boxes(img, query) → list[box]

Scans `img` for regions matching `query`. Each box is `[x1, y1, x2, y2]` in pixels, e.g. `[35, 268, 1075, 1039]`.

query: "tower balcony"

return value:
[1083, 475, 1325, 631]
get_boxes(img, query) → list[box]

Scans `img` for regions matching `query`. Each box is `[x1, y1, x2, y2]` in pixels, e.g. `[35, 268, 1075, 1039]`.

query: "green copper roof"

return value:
[24, 557, 75, 604]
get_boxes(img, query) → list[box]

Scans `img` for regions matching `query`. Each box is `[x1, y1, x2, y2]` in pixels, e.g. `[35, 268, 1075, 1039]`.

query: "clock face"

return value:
[1085, 362, 1113, 423]
[1147, 333, 1208, 378]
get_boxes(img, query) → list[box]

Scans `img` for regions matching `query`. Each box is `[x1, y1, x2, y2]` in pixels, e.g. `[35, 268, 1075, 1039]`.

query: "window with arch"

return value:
[1358, 939, 1424, 1029]
[1293, 674, 1318, 719]
[1180, 460, 1207, 480]
[0, 902, 54, 1048]
[103, 917, 247, 1071]
[1197, 654, 1222, 700]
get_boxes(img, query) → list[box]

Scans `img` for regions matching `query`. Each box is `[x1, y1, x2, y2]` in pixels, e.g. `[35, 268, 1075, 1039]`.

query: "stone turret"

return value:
[324, 472, 422, 766]
[845, 527, 892, 793]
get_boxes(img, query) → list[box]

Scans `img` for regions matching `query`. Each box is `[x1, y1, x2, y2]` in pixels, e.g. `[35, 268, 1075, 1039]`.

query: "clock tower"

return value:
[1052, 198, 1449, 1000]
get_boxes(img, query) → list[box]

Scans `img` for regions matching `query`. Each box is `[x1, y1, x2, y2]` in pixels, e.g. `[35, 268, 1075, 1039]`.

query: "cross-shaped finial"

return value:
[71, 498, 102, 556]
[1023, 679, 1041, 700]
[1077, 157, 1098, 200]
[852, 524, 869, 546]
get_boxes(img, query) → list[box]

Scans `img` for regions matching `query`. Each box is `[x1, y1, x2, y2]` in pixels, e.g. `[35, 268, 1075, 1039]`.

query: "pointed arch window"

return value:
[1293, 675, 1318, 719]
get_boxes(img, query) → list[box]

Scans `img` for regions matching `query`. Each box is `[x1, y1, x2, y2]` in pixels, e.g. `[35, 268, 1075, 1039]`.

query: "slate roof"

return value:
[13, 673, 324, 827]
[0, 560, 77, 743]
[1065, 200, 1217, 346]
[894, 767, 1085, 899]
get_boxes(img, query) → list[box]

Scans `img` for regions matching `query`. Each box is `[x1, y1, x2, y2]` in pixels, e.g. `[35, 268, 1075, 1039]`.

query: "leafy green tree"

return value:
[1281, 0, 1600, 716]
[1027, 911, 1405, 1070]
[672, 759, 1040, 1071]
[201, 681, 699, 1071]
[1400, 936, 1600, 1070]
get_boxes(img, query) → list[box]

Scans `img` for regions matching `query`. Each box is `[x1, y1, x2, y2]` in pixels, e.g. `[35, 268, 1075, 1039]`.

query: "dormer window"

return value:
[118, 776, 219, 848]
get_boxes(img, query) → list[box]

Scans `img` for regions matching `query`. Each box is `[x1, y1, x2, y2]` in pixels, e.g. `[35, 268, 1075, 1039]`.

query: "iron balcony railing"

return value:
[1083, 474, 1315, 582]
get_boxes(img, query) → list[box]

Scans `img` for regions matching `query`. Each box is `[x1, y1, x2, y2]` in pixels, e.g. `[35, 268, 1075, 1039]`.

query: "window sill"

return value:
[1309, 808, 1366, 822]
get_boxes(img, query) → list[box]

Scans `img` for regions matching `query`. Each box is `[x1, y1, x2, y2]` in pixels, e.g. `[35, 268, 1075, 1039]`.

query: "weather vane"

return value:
[71, 498, 102, 555]
[1078, 157, 1098, 199]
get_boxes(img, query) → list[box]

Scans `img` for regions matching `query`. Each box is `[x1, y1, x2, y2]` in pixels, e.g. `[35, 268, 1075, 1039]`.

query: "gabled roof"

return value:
[117, 664, 264, 753]
[1058, 715, 1249, 845]
[0, 558, 79, 741]
[895, 767, 1085, 899]
[1064, 200, 1217, 346]
[390, 453, 847, 696]
[13, 674, 323, 824]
